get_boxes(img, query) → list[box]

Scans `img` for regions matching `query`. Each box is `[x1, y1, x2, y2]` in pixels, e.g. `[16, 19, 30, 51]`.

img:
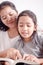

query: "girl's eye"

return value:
[27, 25, 31, 27]
[19, 25, 23, 27]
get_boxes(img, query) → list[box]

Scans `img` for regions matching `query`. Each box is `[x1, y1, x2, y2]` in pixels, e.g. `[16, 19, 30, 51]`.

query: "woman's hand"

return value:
[2, 48, 22, 65]
[6, 48, 22, 60]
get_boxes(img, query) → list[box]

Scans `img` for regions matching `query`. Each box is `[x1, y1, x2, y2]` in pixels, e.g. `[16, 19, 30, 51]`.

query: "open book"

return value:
[0, 58, 39, 65]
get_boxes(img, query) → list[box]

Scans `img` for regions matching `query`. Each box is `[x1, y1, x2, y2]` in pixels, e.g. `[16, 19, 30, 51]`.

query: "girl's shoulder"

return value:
[34, 32, 43, 41]
[14, 36, 23, 49]
[34, 33, 43, 47]
[37, 34, 43, 41]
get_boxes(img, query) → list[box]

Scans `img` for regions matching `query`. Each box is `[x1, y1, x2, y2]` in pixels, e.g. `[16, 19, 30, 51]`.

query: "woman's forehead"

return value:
[0, 6, 17, 17]
[1, 6, 14, 12]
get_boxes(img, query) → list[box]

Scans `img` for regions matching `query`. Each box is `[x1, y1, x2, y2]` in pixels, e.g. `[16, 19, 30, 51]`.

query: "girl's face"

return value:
[18, 16, 36, 41]
[0, 6, 18, 28]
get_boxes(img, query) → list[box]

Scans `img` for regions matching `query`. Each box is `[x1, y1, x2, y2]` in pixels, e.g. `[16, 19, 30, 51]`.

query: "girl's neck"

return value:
[23, 37, 32, 43]
[7, 27, 19, 38]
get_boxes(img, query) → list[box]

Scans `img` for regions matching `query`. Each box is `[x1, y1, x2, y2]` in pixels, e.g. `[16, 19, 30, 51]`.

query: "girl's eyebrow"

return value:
[19, 22, 23, 24]
[19, 22, 31, 25]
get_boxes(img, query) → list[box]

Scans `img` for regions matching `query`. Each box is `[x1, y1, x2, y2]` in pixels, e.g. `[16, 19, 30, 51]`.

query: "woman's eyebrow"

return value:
[1, 15, 7, 18]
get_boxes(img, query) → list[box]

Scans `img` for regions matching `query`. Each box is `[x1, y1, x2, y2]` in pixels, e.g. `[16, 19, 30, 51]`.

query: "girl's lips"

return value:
[22, 31, 28, 33]
[21, 32, 28, 35]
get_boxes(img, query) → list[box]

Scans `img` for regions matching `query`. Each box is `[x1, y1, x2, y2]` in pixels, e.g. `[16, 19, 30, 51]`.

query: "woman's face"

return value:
[0, 6, 18, 28]
[18, 16, 36, 40]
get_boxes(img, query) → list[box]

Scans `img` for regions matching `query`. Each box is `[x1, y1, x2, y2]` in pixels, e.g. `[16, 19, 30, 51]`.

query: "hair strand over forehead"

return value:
[17, 10, 37, 25]
[0, 1, 18, 13]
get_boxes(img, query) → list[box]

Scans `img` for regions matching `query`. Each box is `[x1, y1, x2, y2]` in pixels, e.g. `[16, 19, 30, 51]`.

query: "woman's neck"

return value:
[7, 27, 19, 38]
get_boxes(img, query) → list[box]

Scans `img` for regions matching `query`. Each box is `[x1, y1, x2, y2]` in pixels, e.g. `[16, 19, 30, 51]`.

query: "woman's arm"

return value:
[0, 48, 22, 59]
[0, 50, 7, 58]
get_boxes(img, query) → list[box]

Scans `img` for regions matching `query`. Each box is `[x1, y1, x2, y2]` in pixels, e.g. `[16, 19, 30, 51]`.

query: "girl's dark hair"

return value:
[17, 10, 37, 38]
[0, 1, 18, 31]
[17, 10, 37, 25]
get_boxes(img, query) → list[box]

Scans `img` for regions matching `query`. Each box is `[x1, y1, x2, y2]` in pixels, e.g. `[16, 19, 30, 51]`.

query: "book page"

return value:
[0, 58, 39, 65]
[13, 59, 39, 65]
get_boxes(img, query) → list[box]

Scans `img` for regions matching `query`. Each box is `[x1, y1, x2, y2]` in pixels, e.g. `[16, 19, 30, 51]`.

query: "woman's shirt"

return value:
[14, 33, 43, 58]
[0, 31, 20, 52]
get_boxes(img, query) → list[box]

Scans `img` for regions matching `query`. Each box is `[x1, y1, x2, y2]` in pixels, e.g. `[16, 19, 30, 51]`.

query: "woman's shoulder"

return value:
[0, 30, 7, 38]
[0, 30, 6, 34]
[0, 30, 4, 34]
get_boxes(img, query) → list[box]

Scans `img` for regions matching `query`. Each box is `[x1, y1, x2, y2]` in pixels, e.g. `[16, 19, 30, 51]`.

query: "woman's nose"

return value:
[7, 15, 11, 21]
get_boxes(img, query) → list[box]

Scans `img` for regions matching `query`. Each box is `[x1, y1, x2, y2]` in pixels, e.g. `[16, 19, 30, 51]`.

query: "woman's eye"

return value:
[9, 13, 13, 16]
[2, 16, 7, 20]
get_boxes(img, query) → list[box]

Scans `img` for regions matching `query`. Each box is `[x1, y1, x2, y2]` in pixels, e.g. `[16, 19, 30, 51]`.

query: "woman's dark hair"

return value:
[0, 19, 9, 31]
[17, 10, 37, 38]
[0, 1, 18, 31]
[0, 1, 18, 13]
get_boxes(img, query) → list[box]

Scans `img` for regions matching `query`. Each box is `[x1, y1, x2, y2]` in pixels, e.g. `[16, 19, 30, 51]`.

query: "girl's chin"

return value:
[22, 36, 30, 38]
[21, 34, 31, 39]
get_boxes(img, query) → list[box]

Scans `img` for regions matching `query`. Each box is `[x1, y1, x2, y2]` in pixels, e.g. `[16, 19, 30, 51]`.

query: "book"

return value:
[0, 58, 39, 65]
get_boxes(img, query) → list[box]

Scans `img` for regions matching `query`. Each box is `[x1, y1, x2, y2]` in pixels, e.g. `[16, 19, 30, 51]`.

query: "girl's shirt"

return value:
[0, 31, 20, 52]
[14, 33, 43, 58]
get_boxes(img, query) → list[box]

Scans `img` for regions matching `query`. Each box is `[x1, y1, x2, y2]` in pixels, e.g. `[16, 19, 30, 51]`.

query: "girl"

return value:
[0, 1, 22, 59]
[14, 10, 43, 64]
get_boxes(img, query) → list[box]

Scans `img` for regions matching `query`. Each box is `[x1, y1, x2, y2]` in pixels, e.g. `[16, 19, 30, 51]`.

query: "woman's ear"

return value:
[34, 25, 37, 31]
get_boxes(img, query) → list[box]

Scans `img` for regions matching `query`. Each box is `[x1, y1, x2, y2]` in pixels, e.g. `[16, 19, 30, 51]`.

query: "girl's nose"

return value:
[23, 25, 27, 30]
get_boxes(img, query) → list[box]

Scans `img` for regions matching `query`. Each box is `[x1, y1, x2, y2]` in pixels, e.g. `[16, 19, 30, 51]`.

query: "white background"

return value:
[0, 0, 43, 30]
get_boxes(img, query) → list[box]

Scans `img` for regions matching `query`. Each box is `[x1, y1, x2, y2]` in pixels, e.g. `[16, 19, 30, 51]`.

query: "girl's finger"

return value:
[23, 54, 29, 60]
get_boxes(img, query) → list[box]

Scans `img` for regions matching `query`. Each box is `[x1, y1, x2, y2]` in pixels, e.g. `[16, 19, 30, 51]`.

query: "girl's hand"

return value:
[23, 54, 40, 63]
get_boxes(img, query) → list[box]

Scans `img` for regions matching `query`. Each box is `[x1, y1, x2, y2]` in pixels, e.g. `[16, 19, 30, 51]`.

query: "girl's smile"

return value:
[18, 16, 36, 40]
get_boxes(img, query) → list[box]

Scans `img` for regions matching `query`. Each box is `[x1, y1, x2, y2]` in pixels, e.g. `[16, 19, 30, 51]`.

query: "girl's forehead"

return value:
[19, 16, 32, 20]
[18, 16, 34, 24]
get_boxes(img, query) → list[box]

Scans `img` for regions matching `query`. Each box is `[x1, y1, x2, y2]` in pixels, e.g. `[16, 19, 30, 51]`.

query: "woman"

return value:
[0, 1, 22, 59]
